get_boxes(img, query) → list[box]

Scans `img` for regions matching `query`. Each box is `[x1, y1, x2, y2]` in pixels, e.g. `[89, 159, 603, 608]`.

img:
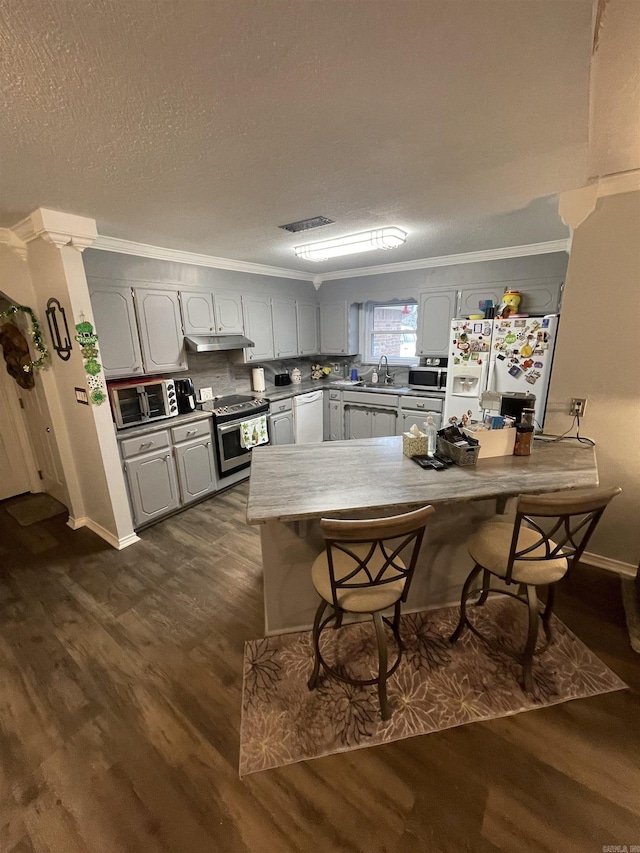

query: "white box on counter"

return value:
[462, 426, 516, 459]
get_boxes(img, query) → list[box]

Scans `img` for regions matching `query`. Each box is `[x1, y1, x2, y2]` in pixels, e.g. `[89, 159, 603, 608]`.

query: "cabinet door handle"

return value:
[186, 429, 197, 436]
[165, 454, 171, 460]
[140, 440, 154, 449]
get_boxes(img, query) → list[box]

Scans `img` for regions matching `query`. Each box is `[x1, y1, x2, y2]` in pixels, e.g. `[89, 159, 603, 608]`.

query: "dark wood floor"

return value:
[0, 484, 638, 853]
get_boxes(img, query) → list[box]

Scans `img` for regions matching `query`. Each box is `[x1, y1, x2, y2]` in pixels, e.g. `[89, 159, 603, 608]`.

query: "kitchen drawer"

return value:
[120, 429, 171, 459]
[270, 397, 293, 414]
[343, 391, 399, 408]
[327, 389, 342, 401]
[171, 418, 212, 444]
[399, 396, 443, 412]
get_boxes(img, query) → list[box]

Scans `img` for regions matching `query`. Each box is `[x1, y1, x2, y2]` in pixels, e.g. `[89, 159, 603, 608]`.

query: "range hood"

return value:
[184, 334, 255, 353]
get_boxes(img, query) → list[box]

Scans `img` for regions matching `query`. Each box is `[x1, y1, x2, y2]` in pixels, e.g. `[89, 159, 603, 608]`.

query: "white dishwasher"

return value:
[293, 390, 324, 443]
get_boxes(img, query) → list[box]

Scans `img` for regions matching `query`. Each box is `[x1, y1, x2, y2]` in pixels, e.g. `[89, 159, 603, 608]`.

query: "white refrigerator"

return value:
[444, 315, 558, 428]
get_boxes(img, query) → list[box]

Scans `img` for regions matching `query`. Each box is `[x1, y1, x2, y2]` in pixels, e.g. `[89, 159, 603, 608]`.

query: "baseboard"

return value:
[581, 551, 637, 579]
[67, 516, 140, 550]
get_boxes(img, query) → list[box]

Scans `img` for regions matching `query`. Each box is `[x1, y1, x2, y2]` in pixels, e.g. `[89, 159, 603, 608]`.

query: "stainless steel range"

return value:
[210, 394, 270, 480]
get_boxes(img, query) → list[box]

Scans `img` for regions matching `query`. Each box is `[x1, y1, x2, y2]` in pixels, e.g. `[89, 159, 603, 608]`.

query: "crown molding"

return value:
[316, 239, 571, 281]
[90, 235, 571, 284]
[91, 235, 317, 281]
[0, 228, 28, 261]
[13, 208, 98, 252]
[596, 169, 640, 198]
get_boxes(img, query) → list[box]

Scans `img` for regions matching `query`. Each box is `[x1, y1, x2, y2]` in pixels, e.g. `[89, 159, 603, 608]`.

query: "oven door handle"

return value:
[139, 389, 151, 419]
[218, 422, 242, 433]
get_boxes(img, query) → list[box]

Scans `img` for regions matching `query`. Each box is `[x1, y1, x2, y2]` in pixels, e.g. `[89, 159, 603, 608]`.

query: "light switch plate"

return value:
[199, 387, 213, 401]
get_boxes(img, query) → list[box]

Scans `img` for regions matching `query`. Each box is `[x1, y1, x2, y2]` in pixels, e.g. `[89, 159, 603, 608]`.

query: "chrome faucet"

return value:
[377, 355, 393, 385]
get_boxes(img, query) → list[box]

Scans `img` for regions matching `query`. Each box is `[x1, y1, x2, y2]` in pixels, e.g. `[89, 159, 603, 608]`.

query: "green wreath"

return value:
[0, 304, 49, 372]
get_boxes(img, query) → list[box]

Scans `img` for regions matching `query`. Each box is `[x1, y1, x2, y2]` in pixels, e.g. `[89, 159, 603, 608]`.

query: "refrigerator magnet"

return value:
[505, 333, 516, 344]
[542, 318, 550, 328]
[525, 371, 541, 385]
[508, 364, 523, 378]
[497, 353, 506, 361]
[522, 358, 534, 369]
[473, 323, 483, 333]
[534, 361, 543, 368]
[520, 344, 533, 357]
[514, 319, 526, 327]
[470, 352, 479, 361]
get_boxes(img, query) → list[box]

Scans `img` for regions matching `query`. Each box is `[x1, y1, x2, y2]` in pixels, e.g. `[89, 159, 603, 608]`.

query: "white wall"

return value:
[23, 237, 137, 546]
[546, 190, 640, 568]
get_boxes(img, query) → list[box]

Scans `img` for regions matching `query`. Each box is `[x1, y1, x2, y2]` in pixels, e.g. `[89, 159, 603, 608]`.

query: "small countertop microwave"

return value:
[108, 378, 178, 428]
[408, 358, 448, 392]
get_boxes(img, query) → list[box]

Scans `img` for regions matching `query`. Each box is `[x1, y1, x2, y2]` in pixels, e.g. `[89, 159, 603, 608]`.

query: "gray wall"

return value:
[318, 252, 568, 304]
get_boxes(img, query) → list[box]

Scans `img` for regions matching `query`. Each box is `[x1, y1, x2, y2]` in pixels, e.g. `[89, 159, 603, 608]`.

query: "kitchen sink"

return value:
[356, 382, 411, 392]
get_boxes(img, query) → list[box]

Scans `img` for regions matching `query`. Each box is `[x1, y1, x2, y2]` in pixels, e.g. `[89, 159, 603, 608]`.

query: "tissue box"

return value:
[402, 431, 428, 458]
[462, 427, 516, 458]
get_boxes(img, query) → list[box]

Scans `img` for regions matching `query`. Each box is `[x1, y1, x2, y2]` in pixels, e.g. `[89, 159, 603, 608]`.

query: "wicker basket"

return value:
[436, 435, 480, 466]
[402, 432, 429, 458]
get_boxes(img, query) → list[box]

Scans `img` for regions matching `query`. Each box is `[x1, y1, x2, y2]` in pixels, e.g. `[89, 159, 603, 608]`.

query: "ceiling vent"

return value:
[279, 216, 334, 233]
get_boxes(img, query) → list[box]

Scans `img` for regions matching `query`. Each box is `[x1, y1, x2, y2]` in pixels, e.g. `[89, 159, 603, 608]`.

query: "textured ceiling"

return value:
[0, 0, 592, 272]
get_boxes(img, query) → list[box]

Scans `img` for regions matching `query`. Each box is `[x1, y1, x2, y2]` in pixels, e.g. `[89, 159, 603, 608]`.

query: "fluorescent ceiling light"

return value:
[295, 227, 407, 262]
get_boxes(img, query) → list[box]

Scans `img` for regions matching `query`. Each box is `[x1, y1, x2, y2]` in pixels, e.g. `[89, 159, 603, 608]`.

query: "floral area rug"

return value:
[239, 599, 626, 775]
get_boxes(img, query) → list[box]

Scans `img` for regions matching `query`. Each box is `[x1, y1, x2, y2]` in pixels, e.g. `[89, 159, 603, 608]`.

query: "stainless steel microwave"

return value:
[408, 358, 449, 392]
[108, 378, 178, 428]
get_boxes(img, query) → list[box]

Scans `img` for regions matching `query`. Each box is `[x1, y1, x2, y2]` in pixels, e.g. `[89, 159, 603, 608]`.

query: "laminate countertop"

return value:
[114, 410, 212, 441]
[264, 381, 445, 403]
[246, 437, 598, 524]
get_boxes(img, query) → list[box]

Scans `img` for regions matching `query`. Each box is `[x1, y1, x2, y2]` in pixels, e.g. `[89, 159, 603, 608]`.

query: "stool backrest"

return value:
[320, 505, 436, 611]
[505, 487, 622, 583]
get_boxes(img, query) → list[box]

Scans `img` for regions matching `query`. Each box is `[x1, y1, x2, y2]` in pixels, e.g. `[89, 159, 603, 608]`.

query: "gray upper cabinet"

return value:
[242, 294, 275, 362]
[296, 300, 319, 356]
[89, 283, 144, 378]
[181, 290, 216, 335]
[456, 286, 504, 320]
[518, 282, 563, 315]
[134, 288, 188, 373]
[320, 300, 359, 355]
[417, 290, 457, 356]
[272, 298, 299, 359]
[214, 291, 244, 334]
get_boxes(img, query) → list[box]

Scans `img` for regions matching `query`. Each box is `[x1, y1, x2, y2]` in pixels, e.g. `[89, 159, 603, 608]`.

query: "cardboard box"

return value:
[462, 427, 516, 459]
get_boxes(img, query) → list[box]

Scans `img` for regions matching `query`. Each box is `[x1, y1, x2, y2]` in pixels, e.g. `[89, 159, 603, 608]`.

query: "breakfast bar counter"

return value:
[247, 437, 598, 635]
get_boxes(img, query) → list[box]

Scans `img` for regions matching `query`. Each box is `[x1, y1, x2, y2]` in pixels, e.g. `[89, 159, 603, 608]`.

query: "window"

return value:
[363, 301, 418, 365]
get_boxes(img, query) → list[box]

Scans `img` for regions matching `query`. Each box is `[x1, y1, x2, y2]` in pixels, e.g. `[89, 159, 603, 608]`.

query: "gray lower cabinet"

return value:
[121, 417, 216, 527]
[174, 435, 217, 503]
[270, 411, 295, 445]
[124, 450, 181, 526]
[269, 397, 295, 445]
[328, 401, 343, 441]
[344, 405, 397, 439]
[398, 410, 442, 434]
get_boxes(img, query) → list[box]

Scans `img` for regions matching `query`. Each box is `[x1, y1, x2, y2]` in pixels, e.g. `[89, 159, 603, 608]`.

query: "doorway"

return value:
[0, 360, 31, 500]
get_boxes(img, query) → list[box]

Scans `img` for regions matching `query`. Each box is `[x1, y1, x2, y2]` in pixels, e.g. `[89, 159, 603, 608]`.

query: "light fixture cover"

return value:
[295, 227, 407, 262]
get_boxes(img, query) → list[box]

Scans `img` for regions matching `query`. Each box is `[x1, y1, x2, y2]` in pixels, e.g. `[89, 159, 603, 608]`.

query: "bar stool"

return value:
[450, 487, 621, 694]
[307, 505, 435, 720]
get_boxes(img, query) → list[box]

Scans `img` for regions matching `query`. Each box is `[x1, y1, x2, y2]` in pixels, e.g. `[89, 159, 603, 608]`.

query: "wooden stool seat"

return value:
[467, 521, 568, 585]
[308, 505, 435, 720]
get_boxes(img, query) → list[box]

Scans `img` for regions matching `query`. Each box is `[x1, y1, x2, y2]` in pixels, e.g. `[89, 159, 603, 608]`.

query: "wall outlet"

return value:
[332, 363, 341, 374]
[199, 387, 214, 401]
[570, 397, 587, 417]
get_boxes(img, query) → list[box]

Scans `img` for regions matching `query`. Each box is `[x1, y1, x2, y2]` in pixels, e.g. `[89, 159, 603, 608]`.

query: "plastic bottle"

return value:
[371, 371, 378, 384]
[424, 415, 437, 456]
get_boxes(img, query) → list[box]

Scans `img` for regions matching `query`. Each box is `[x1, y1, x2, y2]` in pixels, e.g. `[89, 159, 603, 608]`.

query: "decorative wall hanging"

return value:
[45, 297, 72, 360]
[74, 317, 107, 405]
[0, 303, 49, 389]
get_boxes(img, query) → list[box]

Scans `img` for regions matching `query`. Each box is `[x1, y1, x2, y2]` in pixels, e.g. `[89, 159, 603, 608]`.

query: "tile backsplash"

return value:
[166, 351, 411, 399]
